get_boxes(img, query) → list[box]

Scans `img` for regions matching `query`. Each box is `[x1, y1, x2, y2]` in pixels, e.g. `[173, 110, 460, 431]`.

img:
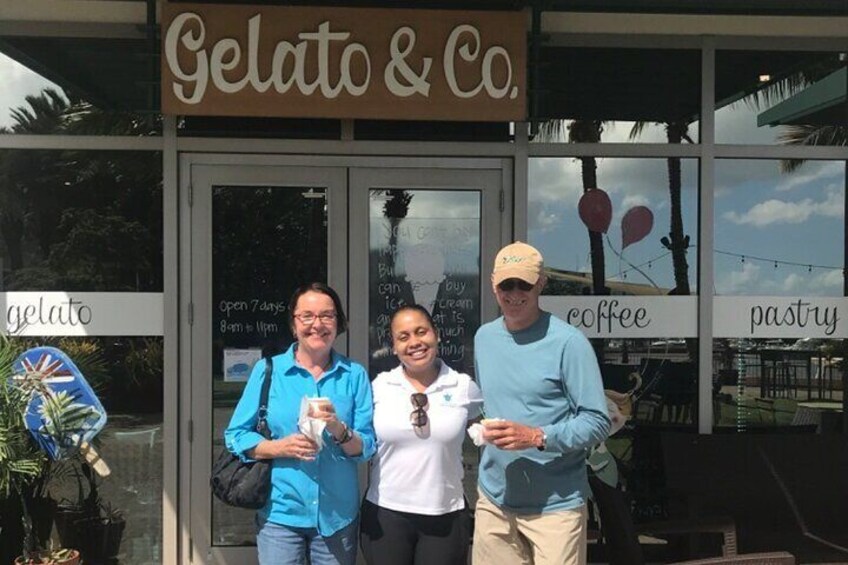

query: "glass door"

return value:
[185, 158, 507, 565]
[348, 165, 505, 509]
[187, 163, 347, 564]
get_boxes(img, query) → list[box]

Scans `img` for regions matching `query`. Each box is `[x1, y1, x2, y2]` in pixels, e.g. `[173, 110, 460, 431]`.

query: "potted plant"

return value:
[55, 460, 126, 563]
[1, 338, 90, 565]
[13, 546, 81, 565]
[75, 500, 126, 561]
[0, 337, 51, 564]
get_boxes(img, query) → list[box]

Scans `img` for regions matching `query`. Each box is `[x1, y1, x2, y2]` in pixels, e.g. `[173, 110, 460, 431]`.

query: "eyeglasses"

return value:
[498, 279, 534, 292]
[294, 311, 337, 325]
[410, 393, 429, 427]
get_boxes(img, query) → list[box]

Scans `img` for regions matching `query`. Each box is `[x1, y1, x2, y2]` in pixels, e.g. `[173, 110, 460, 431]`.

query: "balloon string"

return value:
[603, 234, 671, 402]
[604, 235, 662, 291]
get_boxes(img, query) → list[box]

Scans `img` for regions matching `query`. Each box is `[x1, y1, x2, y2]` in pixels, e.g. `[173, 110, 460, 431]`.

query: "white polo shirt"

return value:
[366, 361, 483, 515]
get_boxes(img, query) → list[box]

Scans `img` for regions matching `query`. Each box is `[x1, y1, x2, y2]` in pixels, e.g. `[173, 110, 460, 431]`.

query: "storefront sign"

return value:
[161, 4, 526, 121]
[539, 296, 697, 338]
[1, 292, 163, 336]
[714, 296, 846, 338]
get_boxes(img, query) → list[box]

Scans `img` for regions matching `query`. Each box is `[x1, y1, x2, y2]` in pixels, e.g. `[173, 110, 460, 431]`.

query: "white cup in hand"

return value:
[308, 397, 332, 417]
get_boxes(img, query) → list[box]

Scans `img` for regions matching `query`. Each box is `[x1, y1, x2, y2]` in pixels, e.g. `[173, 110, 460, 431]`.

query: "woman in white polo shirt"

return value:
[360, 304, 483, 565]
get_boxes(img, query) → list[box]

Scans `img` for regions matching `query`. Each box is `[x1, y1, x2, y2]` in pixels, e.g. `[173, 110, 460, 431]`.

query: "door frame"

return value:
[178, 153, 513, 565]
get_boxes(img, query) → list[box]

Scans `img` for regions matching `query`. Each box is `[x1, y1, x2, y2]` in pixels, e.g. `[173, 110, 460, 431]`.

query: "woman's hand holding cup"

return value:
[308, 397, 345, 439]
[279, 433, 318, 461]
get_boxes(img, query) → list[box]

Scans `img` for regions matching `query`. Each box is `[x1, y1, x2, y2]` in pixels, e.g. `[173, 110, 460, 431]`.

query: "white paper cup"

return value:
[308, 397, 332, 415]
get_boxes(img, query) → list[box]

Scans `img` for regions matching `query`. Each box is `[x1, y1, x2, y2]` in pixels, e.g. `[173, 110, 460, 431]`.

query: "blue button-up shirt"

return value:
[224, 344, 376, 536]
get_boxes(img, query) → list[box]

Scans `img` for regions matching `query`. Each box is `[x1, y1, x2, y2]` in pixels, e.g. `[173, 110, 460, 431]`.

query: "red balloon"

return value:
[621, 206, 654, 250]
[578, 188, 612, 233]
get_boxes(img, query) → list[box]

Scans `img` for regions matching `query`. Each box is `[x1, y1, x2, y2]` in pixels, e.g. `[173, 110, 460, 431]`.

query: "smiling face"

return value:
[493, 275, 546, 331]
[391, 309, 439, 377]
[292, 290, 338, 356]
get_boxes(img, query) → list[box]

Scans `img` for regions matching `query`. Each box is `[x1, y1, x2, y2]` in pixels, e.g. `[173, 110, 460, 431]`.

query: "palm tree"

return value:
[383, 189, 413, 258]
[568, 120, 608, 297]
[3, 89, 68, 261]
[537, 119, 609, 296]
[0, 87, 164, 291]
[0, 129, 26, 271]
[629, 120, 695, 298]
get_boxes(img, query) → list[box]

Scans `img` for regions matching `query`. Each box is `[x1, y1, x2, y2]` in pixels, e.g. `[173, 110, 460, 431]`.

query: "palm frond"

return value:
[535, 119, 569, 142]
[35, 390, 101, 448]
[778, 125, 847, 173]
[629, 121, 648, 140]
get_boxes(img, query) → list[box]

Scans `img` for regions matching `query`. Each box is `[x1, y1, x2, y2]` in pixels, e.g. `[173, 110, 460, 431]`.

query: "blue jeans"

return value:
[257, 518, 358, 565]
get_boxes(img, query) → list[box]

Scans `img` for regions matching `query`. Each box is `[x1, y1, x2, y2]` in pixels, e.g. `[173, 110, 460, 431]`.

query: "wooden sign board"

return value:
[161, 4, 526, 121]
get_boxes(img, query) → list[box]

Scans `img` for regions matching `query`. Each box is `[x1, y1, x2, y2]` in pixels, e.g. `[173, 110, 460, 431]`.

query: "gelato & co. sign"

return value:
[161, 4, 526, 121]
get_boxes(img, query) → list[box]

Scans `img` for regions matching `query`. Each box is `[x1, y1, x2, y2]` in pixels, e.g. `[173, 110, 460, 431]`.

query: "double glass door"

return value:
[183, 156, 507, 564]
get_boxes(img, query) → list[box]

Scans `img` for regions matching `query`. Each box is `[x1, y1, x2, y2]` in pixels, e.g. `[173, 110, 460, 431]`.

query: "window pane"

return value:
[715, 50, 846, 145]
[368, 189, 482, 378]
[0, 150, 162, 291]
[529, 157, 699, 294]
[532, 47, 701, 143]
[714, 159, 844, 297]
[0, 49, 161, 135]
[713, 158, 846, 431]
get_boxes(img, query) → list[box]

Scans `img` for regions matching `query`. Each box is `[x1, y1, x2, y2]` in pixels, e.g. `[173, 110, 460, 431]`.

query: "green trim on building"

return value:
[758, 67, 847, 127]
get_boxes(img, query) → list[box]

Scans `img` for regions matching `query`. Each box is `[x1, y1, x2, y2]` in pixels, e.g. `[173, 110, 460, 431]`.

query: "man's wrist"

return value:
[535, 428, 547, 451]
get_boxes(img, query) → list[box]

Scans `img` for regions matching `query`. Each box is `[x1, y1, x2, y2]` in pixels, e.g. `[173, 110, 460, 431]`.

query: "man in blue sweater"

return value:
[473, 242, 611, 565]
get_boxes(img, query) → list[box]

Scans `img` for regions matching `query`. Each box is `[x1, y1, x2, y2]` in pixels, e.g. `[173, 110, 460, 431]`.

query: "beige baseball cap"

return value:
[492, 242, 544, 286]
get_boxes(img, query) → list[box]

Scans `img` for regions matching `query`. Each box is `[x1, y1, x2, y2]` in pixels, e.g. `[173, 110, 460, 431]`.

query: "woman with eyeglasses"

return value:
[224, 282, 376, 565]
[360, 304, 483, 565]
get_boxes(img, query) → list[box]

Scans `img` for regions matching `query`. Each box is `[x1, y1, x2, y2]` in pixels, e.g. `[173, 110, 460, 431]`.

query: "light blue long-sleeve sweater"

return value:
[475, 311, 611, 513]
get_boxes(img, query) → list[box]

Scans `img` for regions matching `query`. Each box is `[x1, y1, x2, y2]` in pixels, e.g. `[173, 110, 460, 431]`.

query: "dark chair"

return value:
[589, 475, 738, 565]
[639, 359, 697, 424]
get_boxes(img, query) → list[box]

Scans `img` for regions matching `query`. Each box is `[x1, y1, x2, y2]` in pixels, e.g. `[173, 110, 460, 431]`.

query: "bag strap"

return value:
[255, 356, 274, 439]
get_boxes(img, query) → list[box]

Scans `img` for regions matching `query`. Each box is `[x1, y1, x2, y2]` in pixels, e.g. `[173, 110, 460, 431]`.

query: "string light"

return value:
[714, 248, 840, 271]
[609, 247, 842, 279]
[615, 251, 672, 277]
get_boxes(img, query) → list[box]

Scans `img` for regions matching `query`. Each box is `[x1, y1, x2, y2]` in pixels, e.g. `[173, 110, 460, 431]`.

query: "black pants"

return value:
[359, 499, 470, 565]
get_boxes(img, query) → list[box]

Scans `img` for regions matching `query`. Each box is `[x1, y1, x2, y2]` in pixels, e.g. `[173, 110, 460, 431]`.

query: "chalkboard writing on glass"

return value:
[368, 189, 481, 378]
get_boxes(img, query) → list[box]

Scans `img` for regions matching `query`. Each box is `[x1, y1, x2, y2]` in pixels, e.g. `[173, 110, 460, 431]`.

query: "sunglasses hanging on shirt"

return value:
[410, 392, 429, 427]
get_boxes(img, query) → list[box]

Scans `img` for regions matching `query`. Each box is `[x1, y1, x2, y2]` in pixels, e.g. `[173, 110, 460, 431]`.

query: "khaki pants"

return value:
[472, 489, 587, 565]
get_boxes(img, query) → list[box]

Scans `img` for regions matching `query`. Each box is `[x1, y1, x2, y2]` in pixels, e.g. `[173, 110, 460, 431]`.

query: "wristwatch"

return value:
[333, 423, 354, 445]
[536, 429, 547, 452]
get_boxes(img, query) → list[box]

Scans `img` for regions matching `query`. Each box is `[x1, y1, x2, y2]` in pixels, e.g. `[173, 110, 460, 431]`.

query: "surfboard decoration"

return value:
[11, 346, 110, 476]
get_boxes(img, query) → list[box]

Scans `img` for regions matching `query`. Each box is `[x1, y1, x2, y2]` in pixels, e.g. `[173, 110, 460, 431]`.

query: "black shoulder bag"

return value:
[210, 356, 274, 509]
